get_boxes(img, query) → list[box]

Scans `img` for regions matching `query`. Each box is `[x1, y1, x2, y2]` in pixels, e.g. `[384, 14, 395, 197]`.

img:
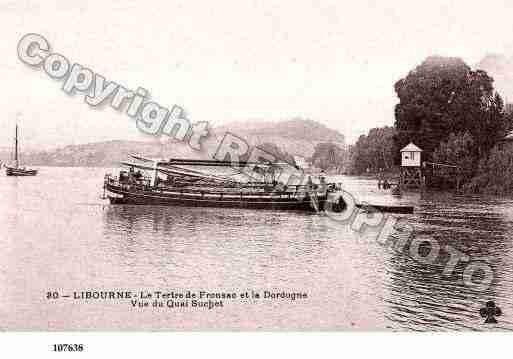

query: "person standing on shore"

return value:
[378, 168, 384, 189]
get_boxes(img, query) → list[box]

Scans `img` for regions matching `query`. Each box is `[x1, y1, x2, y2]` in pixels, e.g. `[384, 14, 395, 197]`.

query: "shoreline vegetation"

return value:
[303, 56, 513, 196]
[3, 57, 513, 195]
[345, 56, 513, 195]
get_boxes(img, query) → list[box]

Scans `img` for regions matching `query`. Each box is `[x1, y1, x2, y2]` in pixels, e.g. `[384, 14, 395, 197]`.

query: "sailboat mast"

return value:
[14, 124, 18, 168]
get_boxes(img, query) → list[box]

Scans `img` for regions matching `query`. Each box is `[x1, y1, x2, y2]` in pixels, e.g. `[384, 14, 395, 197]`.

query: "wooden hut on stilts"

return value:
[399, 143, 425, 189]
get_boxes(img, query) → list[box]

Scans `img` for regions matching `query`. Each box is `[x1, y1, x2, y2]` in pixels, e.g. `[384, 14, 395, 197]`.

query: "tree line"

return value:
[393, 56, 513, 192]
[310, 55, 513, 194]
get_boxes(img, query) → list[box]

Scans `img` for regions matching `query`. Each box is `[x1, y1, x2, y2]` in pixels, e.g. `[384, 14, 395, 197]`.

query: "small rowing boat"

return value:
[356, 203, 414, 214]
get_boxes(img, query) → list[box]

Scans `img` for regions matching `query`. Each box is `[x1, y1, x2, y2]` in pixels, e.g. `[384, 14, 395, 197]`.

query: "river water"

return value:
[0, 167, 512, 331]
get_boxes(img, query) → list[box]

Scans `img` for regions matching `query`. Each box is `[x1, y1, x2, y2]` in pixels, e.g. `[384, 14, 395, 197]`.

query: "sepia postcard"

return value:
[1, 1, 513, 350]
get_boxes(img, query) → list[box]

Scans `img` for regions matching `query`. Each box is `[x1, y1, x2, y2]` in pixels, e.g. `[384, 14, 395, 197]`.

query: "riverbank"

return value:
[349, 169, 400, 181]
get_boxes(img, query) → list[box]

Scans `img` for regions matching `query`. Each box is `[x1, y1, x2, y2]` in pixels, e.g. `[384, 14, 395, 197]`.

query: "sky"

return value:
[2, 0, 513, 149]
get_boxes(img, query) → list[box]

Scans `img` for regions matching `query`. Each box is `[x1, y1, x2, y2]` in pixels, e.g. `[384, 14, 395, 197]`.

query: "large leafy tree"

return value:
[349, 126, 396, 174]
[431, 132, 476, 188]
[467, 146, 513, 194]
[394, 56, 509, 163]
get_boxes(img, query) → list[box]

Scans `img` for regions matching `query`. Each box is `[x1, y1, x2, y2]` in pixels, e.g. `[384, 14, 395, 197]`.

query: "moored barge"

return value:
[103, 155, 342, 212]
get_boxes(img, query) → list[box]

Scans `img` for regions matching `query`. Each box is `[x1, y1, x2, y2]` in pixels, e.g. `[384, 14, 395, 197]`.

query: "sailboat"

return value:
[5, 125, 38, 176]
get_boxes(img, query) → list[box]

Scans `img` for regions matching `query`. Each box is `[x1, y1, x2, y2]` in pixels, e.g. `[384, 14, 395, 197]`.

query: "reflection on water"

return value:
[1, 168, 513, 330]
[102, 205, 335, 288]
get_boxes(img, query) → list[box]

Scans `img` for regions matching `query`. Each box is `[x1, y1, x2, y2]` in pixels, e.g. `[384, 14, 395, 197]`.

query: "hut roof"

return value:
[400, 142, 423, 152]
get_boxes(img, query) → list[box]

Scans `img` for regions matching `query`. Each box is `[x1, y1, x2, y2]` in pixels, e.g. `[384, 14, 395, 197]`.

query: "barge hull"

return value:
[105, 185, 326, 211]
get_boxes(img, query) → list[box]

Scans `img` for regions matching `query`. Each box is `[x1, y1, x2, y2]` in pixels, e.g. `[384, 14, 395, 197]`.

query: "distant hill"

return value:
[0, 140, 198, 167]
[0, 118, 346, 167]
[213, 118, 345, 158]
[0, 140, 201, 167]
[216, 118, 345, 142]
